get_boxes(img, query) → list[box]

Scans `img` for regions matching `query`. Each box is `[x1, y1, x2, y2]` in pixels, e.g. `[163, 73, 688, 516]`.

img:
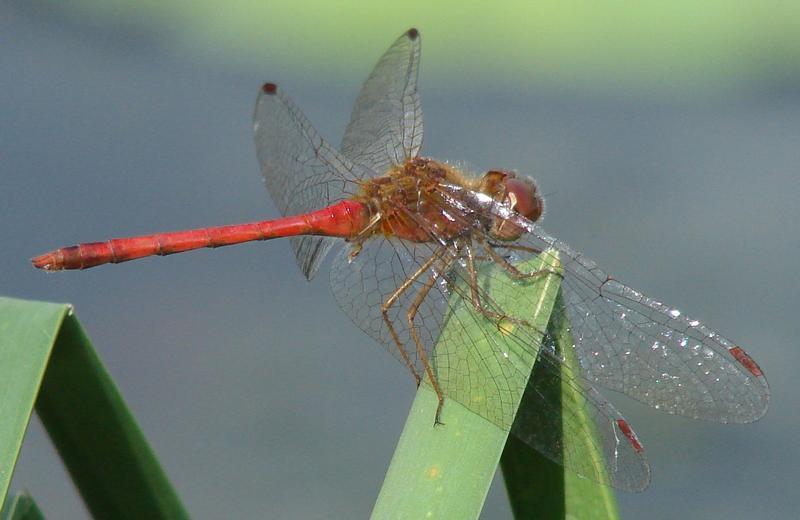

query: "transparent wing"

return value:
[340, 28, 423, 174]
[330, 237, 451, 376]
[514, 329, 651, 491]
[330, 219, 650, 490]
[503, 226, 770, 423]
[253, 83, 365, 279]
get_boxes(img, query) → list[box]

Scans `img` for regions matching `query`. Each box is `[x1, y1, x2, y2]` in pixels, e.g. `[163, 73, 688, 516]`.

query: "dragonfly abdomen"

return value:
[32, 199, 370, 270]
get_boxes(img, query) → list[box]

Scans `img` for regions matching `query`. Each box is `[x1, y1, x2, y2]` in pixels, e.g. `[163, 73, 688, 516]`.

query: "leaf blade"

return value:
[0, 296, 188, 519]
[0, 297, 68, 506]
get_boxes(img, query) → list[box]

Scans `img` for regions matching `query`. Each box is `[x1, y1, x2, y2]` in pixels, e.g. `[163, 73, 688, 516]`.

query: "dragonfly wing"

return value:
[509, 227, 770, 423]
[340, 28, 423, 174]
[253, 83, 364, 279]
[330, 237, 450, 375]
[513, 330, 651, 491]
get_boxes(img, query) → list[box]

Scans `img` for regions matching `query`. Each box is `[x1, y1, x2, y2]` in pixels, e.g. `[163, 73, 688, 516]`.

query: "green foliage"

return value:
[0, 297, 187, 519]
[1, 492, 44, 520]
[65, 1, 800, 90]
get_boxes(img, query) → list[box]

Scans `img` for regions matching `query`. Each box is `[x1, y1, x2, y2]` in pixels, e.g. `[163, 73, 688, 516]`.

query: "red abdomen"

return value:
[32, 200, 370, 271]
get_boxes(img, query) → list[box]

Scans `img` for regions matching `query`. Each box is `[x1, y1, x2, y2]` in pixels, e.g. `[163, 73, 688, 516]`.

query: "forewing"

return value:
[253, 83, 364, 279]
[340, 28, 423, 174]
[506, 226, 770, 423]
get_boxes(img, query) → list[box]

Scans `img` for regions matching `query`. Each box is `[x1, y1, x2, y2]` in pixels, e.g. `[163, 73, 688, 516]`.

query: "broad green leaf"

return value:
[0, 296, 188, 519]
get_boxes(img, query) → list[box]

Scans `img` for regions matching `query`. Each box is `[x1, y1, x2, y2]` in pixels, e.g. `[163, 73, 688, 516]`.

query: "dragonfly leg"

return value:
[464, 244, 531, 328]
[406, 268, 448, 426]
[381, 248, 445, 387]
[347, 213, 383, 261]
[480, 237, 561, 281]
[486, 241, 541, 255]
[353, 212, 383, 241]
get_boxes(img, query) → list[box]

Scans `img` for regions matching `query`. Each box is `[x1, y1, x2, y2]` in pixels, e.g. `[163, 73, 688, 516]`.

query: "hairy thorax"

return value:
[353, 158, 481, 243]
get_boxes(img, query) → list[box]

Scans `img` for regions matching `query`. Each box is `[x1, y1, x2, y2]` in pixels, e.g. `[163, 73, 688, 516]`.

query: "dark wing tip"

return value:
[729, 346, 764, 378]
[261, 82, 278, 94]
[406, 28, 419, 40]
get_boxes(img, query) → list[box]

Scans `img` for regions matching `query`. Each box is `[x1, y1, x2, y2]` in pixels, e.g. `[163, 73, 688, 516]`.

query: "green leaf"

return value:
[0, 296, 188, 519]
[371, 251, 563, 519]
[501, 292, 619, 519]
[1, 491, 44, 520]
[0, 298, 65, 506]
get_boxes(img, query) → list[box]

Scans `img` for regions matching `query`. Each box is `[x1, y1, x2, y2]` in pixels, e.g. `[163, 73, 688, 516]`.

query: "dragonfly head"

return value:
[478, 170, 543, 241]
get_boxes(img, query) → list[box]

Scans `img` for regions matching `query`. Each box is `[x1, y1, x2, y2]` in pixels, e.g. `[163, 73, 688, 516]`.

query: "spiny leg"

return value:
[354, 212, 383, 241]
[486, 241, 541, 255]
[347, 213, 383, 261]
[464, 243, 531, 328]
[478, 235, 561, 281]
[405, 256, 452, 426]
[381, 247, 446, 386]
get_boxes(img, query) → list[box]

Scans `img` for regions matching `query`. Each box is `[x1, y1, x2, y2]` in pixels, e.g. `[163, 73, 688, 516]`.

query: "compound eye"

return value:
[505, 177, 543, 222]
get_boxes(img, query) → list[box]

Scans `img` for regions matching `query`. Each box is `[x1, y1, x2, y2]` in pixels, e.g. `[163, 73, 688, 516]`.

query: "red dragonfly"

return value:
[33, 28, 769, 491]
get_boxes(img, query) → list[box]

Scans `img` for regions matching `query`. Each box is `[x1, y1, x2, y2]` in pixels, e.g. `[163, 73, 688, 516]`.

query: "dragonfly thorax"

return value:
[353, 158, 542, 244]
[354, 157, 469, 242]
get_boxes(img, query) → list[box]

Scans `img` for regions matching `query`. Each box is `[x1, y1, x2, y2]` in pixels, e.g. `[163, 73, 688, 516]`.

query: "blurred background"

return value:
[3, 1, 799, 518]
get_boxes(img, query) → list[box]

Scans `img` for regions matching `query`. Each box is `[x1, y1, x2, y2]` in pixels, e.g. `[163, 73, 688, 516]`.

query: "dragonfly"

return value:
[32, 28, 769, 491]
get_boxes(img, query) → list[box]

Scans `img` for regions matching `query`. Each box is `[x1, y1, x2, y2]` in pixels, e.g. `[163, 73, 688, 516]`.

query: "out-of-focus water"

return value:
[3, 5, 798, 519]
